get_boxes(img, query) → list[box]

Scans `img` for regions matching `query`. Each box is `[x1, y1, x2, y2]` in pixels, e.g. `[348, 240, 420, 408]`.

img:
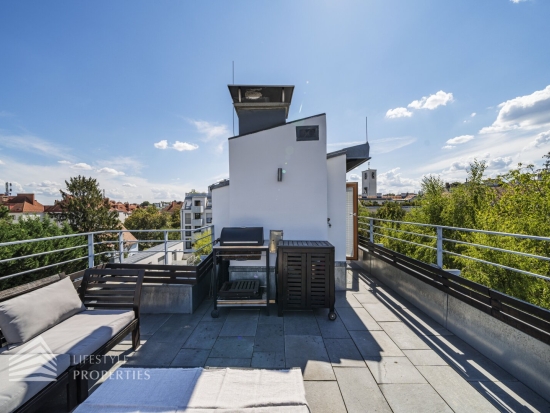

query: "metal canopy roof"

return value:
[228, 85, 295, 118]
[327, 141, 371, 172]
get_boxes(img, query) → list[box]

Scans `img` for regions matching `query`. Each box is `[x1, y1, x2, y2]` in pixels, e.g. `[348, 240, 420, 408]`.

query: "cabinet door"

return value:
[283, 252, 307, 309]
[307, 252, 331, 308]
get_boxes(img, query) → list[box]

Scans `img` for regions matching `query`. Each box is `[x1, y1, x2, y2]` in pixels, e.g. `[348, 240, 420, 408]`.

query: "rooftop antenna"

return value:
[366, 116, 368, 143]
[232, 61, 235, 136]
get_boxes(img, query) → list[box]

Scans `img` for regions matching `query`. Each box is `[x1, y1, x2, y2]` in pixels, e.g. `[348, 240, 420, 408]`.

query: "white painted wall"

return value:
[327, 154, 347, 262]
[228, 114, 328, 242]
[211, 185, 230, 240]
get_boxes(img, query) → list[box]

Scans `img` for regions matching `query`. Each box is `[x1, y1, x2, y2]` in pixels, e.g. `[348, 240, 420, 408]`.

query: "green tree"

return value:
[0, 217, 87, 290]
[170, 205, 182, 229]
[56, 176, 120, 232]
[140, 201, 150, 208]
[0, 205, 11, 221]
[124, 205, 171, 249]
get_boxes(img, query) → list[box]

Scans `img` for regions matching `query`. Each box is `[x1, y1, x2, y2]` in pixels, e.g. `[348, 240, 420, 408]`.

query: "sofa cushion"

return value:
[3, 310, 135, 365]
[0, 352, 70, 413]
[0, 277, 85, 345]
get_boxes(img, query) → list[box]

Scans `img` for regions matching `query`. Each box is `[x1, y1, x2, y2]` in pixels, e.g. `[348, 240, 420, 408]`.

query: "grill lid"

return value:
[219, 227, 264, 246]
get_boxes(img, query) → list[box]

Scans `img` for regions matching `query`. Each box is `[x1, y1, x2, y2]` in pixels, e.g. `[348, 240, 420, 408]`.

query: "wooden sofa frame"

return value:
[0, 267, 144, 412]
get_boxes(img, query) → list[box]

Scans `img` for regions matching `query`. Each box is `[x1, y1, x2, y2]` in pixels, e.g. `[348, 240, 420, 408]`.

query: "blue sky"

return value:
[1, 0, 549, 203]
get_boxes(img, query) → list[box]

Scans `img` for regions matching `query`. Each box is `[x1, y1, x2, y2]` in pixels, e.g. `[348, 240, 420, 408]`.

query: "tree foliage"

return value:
[124, 205, 173, 249]
[359, 155, 550, 309]
[56, 176, 120, 232]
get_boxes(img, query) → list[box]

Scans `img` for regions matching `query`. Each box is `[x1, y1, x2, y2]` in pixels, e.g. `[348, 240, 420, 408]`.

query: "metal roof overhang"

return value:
[327, 141, 370, 172]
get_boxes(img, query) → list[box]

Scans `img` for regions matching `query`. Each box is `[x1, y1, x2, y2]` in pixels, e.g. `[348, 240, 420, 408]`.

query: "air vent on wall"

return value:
[296, 125, 319, 141]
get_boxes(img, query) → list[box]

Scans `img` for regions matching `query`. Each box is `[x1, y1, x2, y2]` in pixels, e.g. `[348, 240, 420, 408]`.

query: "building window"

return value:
[158, 256, 164, 264]
[194, 200, 201, 206]
[172, 251, 177, 261]
[206, 217, 212, 224]
[194, 213, 202, 219]
[364, 173, 367, 179]
[185, 231, 191, 237]
[185, 242, 191, 249]
[185, 214, 191, 225]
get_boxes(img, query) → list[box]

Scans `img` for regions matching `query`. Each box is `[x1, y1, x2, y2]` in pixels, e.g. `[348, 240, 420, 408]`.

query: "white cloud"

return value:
[152, 189, 182, 200]
[446, 135, 474, 145]
[58, 160, 72, 165]
[349, 174, 360, 181]
[510, 0, 528, 3]
[71, 163, 92, 170]
[487, 156, 513, 170]
[26, 180, 62, 196]
[154, 140, 168, 149]
[480, 85, 550, 134]
[0, 134, 73, 159]
[172, 141, 199, 152]
[448, 161, 470, 172]
[0, 110, 14, 117]
[97, 167, 125, 176]
[123, 183, 137, 187]
[442, 145, 455, 150]
[408, 91, 454, 110]
[191, 120, 230, 142]
[378, 168, 420, 192]
[0, 180, 24, 193]
[385, 107, 412, 119]
[523, 130, 550, 150]
[0, 159, 4, 165]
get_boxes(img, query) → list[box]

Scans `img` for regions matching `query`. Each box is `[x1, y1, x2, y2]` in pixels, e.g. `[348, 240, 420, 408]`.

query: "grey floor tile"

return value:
[397, 304, 453, 336]
[147, 314, 197, 343]
[417, 366, 500, 413]
[285, 335, 334, 380]
[219, 320, 258, 337]
[124, 340, 181, 367]
[258, 305, 284, 324]
[170, 349, 210, 367]
[139, 313, 172, 335]
[284, 312, 321, 336]
[366, 357, 427, 384]
[254, 324, 285, 352]
[349, 330, 404, 360]
[333, 367, 392, 413]
[200, 305, 230, 323]
[251, 352, 285, 368]
[205, 357, 251, 367]
[304, 381, 347, 413]
[470, 380, 550, 413]
[380, 383, 453, 413]
[225, 309, 259, 322]
[362, 303, 402, 322]
[403, 349, 448, 366]
[324, 338, 366, 367]
[335, 291, 363, 308]
[183, 321, 224, 349]
[315, 313, 350, 339]
[378, 321, 431, 350]
[209, 336, 255, 358]
[336, 307, 381, 331]
[353, 292, 382, 304]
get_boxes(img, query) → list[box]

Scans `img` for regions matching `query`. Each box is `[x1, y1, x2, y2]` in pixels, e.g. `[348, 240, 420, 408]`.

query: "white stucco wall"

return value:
[228, 114, 329, 243]
[211, 185, 230, 240]
[327, 154, 347, 262]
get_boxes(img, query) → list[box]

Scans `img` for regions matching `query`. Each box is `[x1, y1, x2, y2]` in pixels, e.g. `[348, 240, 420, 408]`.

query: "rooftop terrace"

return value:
[36, 265, 550, 413]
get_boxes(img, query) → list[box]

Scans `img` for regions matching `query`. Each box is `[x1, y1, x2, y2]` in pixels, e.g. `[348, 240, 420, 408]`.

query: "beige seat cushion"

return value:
[0, 352, 70, 413]
[0, 277, 85, 345]
[3, 310, 135, 365]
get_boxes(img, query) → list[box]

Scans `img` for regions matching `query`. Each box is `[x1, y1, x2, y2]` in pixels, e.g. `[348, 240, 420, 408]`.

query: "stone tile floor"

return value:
[44, 266, 550, 412]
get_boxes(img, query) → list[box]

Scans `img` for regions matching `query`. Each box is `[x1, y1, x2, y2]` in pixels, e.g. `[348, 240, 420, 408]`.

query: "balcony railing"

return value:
[0, 225, 215, 286]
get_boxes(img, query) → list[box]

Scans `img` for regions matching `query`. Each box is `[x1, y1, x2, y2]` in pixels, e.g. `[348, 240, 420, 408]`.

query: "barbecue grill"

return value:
[211, 227, 270, 318]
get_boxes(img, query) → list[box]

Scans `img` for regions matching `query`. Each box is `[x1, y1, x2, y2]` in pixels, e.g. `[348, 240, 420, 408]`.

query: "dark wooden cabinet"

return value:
[276, 241, 336, 320]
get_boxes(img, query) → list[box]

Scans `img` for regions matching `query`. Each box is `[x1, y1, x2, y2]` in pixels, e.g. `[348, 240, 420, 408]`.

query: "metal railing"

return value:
[0, 225, 215, 283]
[358, 216, 550, 282]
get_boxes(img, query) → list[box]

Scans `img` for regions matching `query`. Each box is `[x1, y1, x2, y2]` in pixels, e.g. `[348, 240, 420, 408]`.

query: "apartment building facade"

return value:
[180, 192, 213, 250]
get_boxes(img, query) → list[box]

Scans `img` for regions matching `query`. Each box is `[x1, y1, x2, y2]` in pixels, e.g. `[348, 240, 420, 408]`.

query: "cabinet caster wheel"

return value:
[211, 310, 219, 318]
[328, 312, 337, 321]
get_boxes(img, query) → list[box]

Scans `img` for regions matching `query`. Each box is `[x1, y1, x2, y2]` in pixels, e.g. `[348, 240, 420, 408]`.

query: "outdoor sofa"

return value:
[0, 267, 144, 412]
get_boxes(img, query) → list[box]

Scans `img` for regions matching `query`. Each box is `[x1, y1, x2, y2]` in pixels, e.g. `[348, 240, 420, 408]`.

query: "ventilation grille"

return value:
[296, 125, 319, 141]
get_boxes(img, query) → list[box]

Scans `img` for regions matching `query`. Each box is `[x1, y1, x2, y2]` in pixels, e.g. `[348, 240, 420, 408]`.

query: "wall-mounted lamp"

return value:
[277, 168, 283, 182]
[327, 218, 332, 228]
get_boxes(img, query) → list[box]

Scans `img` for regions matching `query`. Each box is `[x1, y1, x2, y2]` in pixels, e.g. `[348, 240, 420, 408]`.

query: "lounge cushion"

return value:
[3, 309, 135, 365]
[0, 352, 70, 413]
[0, 277, 85, 345]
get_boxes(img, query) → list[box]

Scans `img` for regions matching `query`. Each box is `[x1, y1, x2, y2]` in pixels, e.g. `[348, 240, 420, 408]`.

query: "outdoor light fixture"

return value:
[277, 168, 283, 182]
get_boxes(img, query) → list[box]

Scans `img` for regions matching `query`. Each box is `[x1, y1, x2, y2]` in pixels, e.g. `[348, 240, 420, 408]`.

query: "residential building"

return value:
[210, 84, 369, 286]
[119, 241, 186, 265]
[361, 166, 377, 196]
[181, 192, 212, 250]
[0, 193, 46, 221]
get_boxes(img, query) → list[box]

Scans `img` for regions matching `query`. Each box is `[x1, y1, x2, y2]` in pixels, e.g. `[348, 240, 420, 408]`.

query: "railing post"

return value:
[436, 226, 443, 268]
[118, 231, 124, 263]
[87, 233, 95, 268]
[164, 230, 169, 265]
[369, 218, 374, 243]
